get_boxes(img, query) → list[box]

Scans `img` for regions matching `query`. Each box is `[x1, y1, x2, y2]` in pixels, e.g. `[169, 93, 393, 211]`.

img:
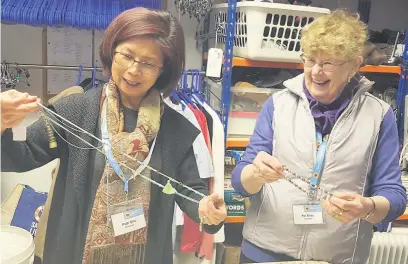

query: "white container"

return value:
[1, 225, 35, 264]
[209, 2, 330, 62]
[228, 86, 280, 136]
[206, 79, 282, 136]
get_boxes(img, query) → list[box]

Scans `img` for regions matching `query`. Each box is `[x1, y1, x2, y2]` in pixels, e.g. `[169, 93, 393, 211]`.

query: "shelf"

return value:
[231, 57, 304, 70]
[226, 137, 250, 148]
[226, 212, 408, 223]
[232, 57, 401, 74]
[204, 54, 401, 75]
[226, 216, 246, 223]
[397, 209, 408, 221]
[360, 65, 401, 74]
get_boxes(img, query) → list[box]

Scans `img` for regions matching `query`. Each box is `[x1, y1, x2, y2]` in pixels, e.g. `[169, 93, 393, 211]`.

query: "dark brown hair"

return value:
[100, 7, 185, 96]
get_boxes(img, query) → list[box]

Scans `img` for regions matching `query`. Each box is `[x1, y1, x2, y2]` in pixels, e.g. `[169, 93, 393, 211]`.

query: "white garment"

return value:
[163, 98, 214, 180]
[201, 101, 225, 243]
[163, 98, 214, 226]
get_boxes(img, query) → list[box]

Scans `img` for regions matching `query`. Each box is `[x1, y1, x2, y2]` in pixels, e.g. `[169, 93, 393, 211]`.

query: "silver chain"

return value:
[282, 165, 333, 200]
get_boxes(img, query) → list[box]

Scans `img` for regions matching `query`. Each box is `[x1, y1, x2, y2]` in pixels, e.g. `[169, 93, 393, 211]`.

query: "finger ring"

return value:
[338, 209, 344, 216]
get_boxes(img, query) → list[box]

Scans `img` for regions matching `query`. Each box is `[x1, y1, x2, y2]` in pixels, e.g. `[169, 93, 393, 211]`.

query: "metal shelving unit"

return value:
[220, 0, 238, 138]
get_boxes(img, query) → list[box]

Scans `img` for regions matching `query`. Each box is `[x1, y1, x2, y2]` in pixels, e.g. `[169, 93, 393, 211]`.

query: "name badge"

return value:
[110, 207, 146, 236]
[293, 204, 324, 225]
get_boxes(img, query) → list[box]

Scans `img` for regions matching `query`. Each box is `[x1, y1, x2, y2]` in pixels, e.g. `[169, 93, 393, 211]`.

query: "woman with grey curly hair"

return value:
[232, 9, 407, 264]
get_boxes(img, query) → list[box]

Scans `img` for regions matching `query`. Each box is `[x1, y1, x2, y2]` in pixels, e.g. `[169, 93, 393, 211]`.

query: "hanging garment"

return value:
[197, 176, 215, 261]
[195, 99, 226, 260]
[201, 101, 225, 244]
[180, 105, 213, 254]
[163, 99, 214, 226]
[163, 99, 215, 253]
[188, 105, 211, 151]
[163, 98, 214, 180]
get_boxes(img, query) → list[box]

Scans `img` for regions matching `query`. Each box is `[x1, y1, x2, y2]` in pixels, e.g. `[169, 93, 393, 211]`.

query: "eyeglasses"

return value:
[113, 52, 162, 76]
[300, 54, 348, 72]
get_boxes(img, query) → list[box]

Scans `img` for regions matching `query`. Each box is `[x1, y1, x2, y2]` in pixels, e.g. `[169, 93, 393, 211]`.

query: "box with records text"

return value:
[224, 178, 248, 217]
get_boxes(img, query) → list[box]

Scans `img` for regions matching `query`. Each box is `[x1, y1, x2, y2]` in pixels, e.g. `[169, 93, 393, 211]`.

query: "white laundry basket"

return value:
[209, 2, 330, 62]
[0, 225, 35, 264]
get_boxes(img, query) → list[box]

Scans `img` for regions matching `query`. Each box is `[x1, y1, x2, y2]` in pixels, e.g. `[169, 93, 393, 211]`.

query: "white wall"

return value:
[167, 1, 203, 70]
[0, 25, 44, 97]
[1, 24, 54, 201]
[368, 0, 408, 31]
[312, 0, 408, 31]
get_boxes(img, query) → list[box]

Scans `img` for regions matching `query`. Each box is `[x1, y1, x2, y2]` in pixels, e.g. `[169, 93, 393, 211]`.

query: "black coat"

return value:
[2, 87, 222, 264]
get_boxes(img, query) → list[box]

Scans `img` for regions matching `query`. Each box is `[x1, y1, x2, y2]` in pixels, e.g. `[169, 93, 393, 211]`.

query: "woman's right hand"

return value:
[251, 151, 284, 184]
[1, 89, 40, 133]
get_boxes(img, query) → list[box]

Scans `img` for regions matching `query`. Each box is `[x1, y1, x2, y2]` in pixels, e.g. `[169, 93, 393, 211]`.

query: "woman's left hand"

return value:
[321, 193, 375, 223]
[198, 193, 227, 226]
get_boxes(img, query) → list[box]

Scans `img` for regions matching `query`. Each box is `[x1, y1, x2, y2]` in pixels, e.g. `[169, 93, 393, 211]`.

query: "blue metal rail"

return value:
[397, 30, 408, 146]
[221, 0, 237, 140]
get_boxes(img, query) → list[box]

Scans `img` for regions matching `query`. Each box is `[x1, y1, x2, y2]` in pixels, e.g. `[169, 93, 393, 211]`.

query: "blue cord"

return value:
[16, 0, 24, 24]
[26, 0, 35, 25]
[26, 0, 33, 25]
[98, 0, 103, 29]
[79, 0, 85, 29]
[90, 0, 95, 29]
[12, 0, 23, 23]
[85, 0, 91, 29]
[1, 0, 9, 22]
[46, 0, 54, 25]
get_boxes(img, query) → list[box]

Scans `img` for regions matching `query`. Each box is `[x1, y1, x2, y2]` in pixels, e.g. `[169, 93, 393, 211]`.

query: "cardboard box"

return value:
[224, 178, 250, 216]
[224, 189, 245, 203]
[216, 243, 241, 264]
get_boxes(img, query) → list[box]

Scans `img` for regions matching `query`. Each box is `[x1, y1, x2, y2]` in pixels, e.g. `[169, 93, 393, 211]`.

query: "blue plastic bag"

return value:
[10, 185, 48, 237]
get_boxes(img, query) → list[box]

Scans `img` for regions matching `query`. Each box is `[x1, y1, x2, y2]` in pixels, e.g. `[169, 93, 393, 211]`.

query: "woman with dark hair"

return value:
[1, 7, 226, 264]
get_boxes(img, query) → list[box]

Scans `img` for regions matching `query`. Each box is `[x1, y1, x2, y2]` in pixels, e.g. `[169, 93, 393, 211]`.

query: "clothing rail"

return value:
[185, 70, 206, 75]
[3, 63, 207, 76]
[3, 61, 205, 75]
[3, 63, 103, 71]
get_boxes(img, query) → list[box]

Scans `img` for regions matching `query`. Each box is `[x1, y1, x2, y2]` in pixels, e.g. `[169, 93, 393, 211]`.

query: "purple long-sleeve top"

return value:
[232, 83, 407, 262]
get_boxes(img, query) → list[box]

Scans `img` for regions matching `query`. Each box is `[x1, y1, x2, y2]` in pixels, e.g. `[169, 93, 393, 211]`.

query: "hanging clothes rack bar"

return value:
[186, 70, 206, 75]
[3, 63, 103, 72]
[4, 63, 207, 75]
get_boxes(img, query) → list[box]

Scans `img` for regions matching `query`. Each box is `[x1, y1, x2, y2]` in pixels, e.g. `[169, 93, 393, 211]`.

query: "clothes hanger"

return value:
[192, 69, 207, 105]
[179, 70, 196, 108]
[170, 79, 186, 110]
[76, 64, 83, 86]
[92, 64, 98, 88]
[190, 69, 205, 110]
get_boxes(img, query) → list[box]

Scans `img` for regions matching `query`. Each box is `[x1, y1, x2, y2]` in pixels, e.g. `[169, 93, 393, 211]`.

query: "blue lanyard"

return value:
[308, 132, 329, 201]
[101, 88, 158, 195]
[101, 91, 129, 194]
